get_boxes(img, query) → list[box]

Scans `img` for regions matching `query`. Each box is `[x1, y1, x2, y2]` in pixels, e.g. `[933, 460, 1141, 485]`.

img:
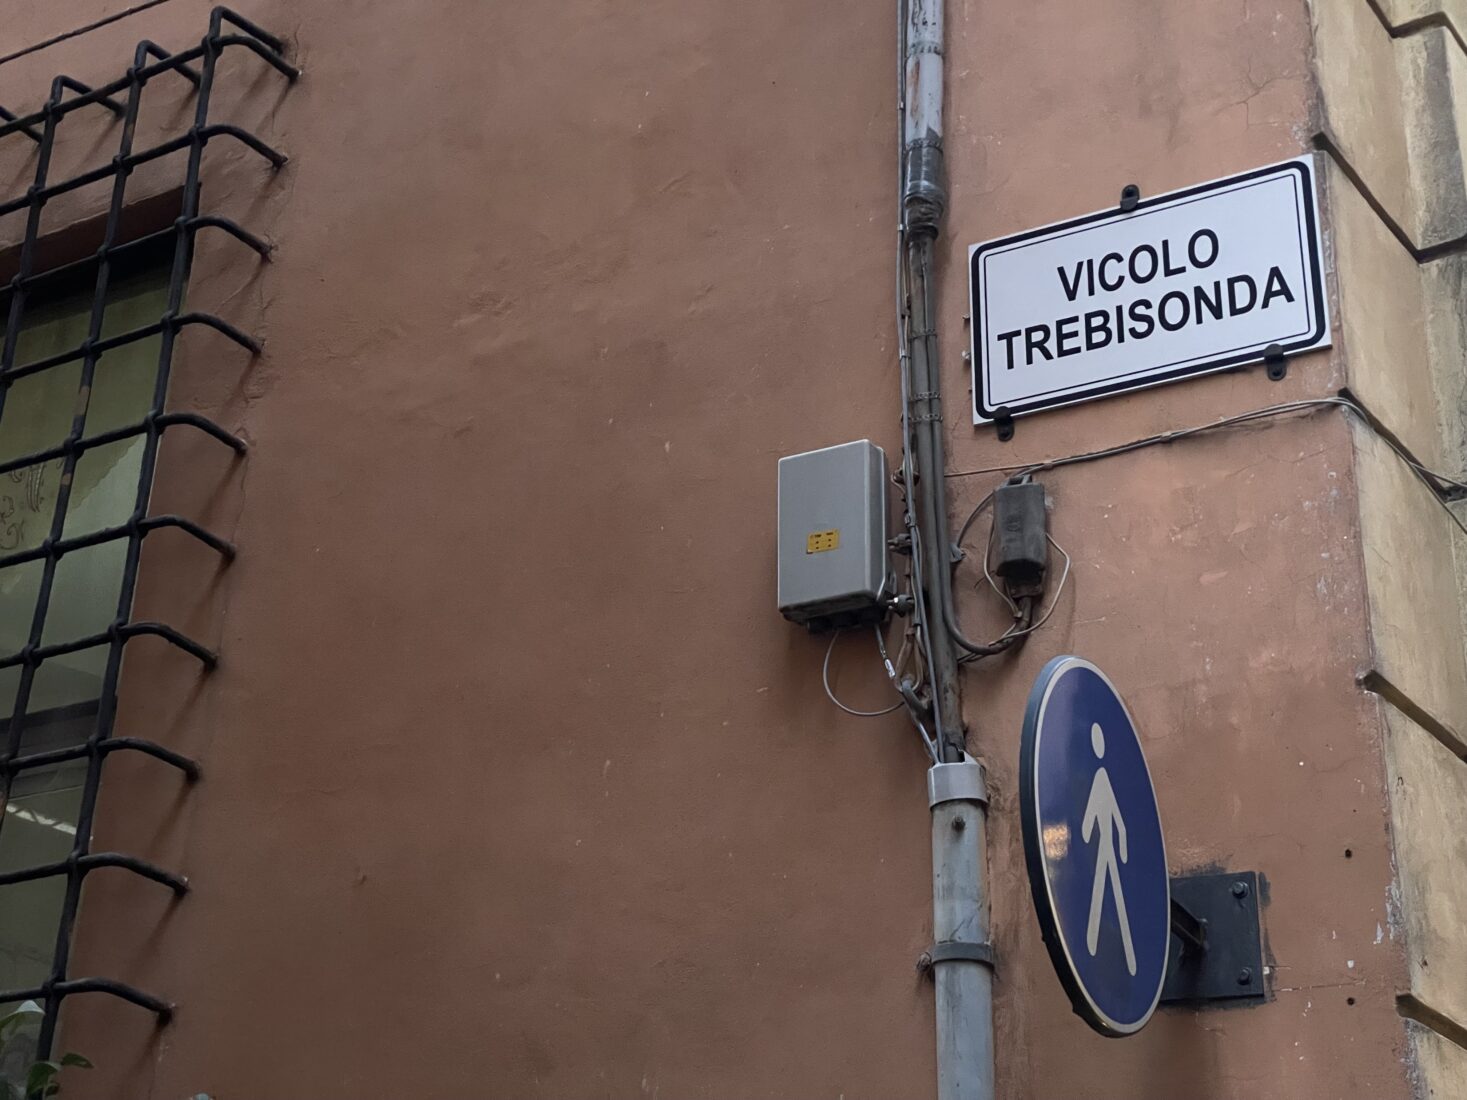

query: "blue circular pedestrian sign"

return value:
[1020, 656, 1170, 1037]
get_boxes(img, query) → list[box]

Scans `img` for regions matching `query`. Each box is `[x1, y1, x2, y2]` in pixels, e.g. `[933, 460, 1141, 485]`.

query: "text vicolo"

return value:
[994, 228, 1297, 369]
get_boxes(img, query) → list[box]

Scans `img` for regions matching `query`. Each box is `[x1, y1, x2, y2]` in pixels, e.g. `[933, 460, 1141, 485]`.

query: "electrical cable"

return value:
[946, 398, 1354, 481]
[877, 623, 939, 762]
[953, 486, 1062, 664]
[947, 395, 1467, 541]
[957, 487, 994, 549]
[906, 243, 1030, 664]
[891, 0, 948, 757]
[823, 628, 906, 719]
[996, 535, 1071, 641]
[887, 0, 1051, 748]
[942, 396, 1467, 660]
[884, 539, 925, 691]
[902, 388, 945, 721]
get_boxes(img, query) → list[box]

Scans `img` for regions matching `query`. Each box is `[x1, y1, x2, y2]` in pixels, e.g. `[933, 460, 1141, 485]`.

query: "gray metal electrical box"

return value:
[777, 440, 889, 631]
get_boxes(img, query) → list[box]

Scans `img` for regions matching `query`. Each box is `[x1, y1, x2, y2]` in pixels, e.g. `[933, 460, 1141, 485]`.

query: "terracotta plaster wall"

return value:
[941, 1, 1410, 1097]
[0, 1, 1418, 1099]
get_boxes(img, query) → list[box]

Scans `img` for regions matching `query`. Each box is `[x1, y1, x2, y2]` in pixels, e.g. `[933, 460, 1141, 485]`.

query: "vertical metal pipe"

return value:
[903, 0, 947, 236]
[900, 1, 998, 1097]
[929, 760, 996, 1100]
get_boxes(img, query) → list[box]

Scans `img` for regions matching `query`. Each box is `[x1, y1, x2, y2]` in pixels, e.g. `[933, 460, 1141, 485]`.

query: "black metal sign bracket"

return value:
[993, 406, 1015, 443]
[1264, 342, 1289, 381]
[1160, 870, 1266, 1006]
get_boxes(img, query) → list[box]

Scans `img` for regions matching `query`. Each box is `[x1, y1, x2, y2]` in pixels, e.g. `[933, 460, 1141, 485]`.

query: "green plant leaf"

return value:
[57, 1053, 90, 1069]
[23, 1061, 57, 1096]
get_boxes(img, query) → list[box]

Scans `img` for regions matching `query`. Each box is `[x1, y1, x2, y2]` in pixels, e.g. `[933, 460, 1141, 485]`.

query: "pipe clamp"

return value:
[928, 755, 987, 808]
[917, 941, 997, 975]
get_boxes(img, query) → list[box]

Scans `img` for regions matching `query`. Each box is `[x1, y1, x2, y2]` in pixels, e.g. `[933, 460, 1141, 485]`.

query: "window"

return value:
[0, 6, 296, 1065]
[0, 243, 172, 1021]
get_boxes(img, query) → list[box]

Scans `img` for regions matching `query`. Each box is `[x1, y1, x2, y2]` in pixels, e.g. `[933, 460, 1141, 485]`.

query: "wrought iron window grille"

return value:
[0, 7, 297, 1056]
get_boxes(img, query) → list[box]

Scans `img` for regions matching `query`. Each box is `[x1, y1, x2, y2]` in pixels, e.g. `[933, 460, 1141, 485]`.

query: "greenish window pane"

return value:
[0, 656, 100, 997]
[0, 878, 66, 993]
[9, 296, 88, 381]
[0, 363, 80, 465]
[62, 439, 143, 540]
[0, 667, 17, 719]
[24, 648, 107, 718]
[0, 656, 95, 996]
[41, 544, 126, 649]
[84, 348, 158, 439]
[0, 461, 62, 556]
[0, 565, 41, 659]
[98, 269, 169, 343]
[0, 776, 83, 870]
[87, 274, 168, 438]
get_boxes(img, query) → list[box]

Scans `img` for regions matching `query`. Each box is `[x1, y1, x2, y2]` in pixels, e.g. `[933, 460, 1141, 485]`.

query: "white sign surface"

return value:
[968, 157, 1330, 423]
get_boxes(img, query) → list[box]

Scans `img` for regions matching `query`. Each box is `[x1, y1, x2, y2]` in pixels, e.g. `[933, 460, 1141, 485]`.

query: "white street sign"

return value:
[968, 157, 1330, 424]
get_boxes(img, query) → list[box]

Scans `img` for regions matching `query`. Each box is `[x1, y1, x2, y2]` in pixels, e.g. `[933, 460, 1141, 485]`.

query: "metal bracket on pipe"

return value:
[928, 753, 987, 808]
[917, 941, 997, 975]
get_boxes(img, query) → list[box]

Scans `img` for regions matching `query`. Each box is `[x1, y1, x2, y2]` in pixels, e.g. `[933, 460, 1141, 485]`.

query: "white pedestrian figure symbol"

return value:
[1082, 722, 1136, 976]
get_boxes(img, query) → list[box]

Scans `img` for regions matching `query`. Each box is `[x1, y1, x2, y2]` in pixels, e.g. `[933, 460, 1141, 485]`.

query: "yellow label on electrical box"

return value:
[806, 529, 840, 554]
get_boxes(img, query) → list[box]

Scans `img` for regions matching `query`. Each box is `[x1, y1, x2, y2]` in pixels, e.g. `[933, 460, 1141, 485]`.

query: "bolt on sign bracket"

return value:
[1160, 870, 1266, 1006]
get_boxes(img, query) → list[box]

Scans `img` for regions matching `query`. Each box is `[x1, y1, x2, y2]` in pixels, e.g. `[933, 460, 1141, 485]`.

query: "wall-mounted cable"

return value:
[947, 394, 1467, 540]
[823, 629, 906, 719]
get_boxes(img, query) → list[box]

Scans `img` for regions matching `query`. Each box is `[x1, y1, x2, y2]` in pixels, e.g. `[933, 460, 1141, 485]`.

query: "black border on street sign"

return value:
[970, 158, 1328, 423]
[1019, 655, 1170, 1039]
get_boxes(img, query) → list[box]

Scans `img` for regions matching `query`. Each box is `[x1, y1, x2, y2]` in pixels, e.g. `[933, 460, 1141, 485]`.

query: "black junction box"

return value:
[993, 479, 1048, 590]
